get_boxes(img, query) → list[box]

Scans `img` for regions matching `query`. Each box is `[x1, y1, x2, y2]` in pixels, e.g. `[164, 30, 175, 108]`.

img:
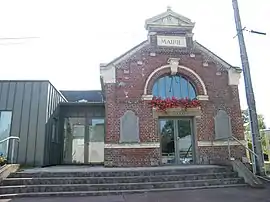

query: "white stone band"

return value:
[198, 140, 246, 147]
[105, 140, 247, 149]
[105, 142, 160, 149]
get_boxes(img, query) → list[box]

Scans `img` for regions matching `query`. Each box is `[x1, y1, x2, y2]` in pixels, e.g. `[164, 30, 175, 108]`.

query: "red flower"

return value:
[149, 97, 200, 112]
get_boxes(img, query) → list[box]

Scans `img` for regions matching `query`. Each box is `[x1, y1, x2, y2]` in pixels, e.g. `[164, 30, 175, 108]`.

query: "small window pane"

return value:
[159, 77, 166, 98]
[189, 83, 196, 99]
[165, 76, 173, 98]
[180, 77, 189, 98]
[153, 82, 158, 96]
[173, 76, 181, 98]
[89, 119, 105, 142]
[73, 125, 85, 138]
[0, 111, 12, 157]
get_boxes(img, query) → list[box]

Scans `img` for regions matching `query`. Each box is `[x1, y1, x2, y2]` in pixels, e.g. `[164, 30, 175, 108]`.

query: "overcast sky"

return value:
[0, 0, 269, 126]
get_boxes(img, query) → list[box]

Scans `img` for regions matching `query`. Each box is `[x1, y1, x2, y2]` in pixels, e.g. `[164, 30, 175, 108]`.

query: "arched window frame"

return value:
[152, 73, 197, 99]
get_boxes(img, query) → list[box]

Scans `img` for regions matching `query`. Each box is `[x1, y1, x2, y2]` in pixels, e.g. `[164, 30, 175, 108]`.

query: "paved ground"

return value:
[1, 186, 270, 202]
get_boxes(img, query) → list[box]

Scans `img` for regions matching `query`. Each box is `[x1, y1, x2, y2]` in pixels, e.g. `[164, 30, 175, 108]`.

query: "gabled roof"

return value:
[100, 40, 148, 69]
[100, 39, 239, 71]
[194, 41, 241, 71]
[100, 8, 240, 72]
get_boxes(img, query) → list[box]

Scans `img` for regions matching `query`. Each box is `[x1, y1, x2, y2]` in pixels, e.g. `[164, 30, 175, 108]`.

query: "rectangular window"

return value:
[89, 119, 105, 142]
[0, 111, 12, 156]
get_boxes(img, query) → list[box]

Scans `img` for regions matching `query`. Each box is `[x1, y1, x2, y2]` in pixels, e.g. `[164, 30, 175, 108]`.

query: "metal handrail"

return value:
[228, 136, 269, 177]
[231, 136, 258, 157]
[0, 136, 20, 143]
[0, 136, 20, 164]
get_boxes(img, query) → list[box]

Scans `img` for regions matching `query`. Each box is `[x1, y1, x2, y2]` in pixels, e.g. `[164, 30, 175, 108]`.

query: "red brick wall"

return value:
[104, 43, 245, 167]
[104, 148, 160, 167]
[199, 146, 246, 164]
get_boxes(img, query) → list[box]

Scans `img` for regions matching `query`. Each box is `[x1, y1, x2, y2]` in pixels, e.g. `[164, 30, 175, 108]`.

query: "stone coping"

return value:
[153, 107, 201, 118]
[19, 165, 224, 173]
[0, 164, 20, 181]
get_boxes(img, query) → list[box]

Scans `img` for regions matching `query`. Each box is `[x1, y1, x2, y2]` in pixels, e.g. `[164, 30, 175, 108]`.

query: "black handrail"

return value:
[184, 145, 192, 159]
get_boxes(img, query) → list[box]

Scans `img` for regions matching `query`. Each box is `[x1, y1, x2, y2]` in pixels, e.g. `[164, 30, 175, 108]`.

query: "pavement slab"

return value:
[1, 186, 270, 202]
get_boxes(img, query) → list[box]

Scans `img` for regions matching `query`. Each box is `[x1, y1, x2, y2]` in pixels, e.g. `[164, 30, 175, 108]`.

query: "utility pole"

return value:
[232, 0, 265, 175]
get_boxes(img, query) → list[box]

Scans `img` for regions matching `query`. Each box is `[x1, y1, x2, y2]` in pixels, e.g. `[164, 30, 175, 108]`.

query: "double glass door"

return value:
[63, 117, 105, 164]
[159, 118, 194, 165]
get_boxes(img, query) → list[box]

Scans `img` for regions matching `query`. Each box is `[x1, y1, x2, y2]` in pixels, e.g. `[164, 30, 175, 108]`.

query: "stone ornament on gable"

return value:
[167, 58, 180, 75]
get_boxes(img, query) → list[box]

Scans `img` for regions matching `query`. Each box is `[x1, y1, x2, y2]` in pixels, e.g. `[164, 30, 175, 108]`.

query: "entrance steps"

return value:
[0, 165, 247, 198]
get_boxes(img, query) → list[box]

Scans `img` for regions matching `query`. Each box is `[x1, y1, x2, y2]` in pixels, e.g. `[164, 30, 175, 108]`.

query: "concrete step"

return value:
[0, 178, 245, 194]
[9, 167, 232, 178]
[0, 184, 247, 199]
[2, 172, 239, 185]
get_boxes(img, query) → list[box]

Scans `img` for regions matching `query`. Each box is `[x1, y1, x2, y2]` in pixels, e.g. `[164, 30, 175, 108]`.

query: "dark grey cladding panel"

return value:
[40, 82, 66, 166]
[0, 80, 68, 166]
[0, 82, 9, 109]
[17, 82, 33, 164]
[0, 81, 52, 166]
[6, 82, 16, 110]
[26, 82, 40, 164]
[35, 82, 49, 166]
[46, 82, 67, 121]
[9, 82, 25, 162]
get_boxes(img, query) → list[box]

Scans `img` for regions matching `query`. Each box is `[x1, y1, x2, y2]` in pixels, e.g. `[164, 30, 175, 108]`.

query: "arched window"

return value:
[152, 75, 196, 99]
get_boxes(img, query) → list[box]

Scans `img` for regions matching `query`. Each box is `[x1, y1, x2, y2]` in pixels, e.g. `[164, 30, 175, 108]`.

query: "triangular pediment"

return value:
[145, 8, 195, 30]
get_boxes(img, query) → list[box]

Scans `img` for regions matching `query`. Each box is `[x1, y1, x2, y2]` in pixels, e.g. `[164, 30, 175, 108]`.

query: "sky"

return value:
[0, 0, 269, 126]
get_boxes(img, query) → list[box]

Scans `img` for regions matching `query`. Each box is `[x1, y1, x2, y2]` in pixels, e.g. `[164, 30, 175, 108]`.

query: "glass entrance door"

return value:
[63, 117, 105, 164]
[63, 117, 86, 164]
[159, 118, 194, 165]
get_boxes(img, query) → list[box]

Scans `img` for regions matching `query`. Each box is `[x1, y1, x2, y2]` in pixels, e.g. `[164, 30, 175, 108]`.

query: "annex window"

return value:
[0, 111, 12, 156]
[152, 75, 196, 99]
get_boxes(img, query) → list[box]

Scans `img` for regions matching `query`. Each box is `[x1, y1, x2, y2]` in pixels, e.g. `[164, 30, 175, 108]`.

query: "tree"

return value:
[242, 109, 268, 158]
[242, 109, 266, 132]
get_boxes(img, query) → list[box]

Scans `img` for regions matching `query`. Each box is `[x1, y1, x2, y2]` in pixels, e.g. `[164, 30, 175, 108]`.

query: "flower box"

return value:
[149, 97, 201, 112]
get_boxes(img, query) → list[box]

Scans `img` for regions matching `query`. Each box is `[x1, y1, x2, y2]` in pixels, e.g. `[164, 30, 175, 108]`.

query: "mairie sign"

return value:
[157, 35, 187, 47]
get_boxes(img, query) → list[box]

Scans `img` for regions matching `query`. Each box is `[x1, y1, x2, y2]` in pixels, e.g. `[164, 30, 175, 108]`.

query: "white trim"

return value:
[142, 94, 153, 100]
[143, 65, 208, 95]
[105, 142, 160, 149]
[228, 68, 241, 85]
[197, 95, 209, 101]
[198, 140, 247, 147]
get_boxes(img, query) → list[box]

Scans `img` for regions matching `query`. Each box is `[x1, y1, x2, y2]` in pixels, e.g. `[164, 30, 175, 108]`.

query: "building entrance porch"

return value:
[47, 103, 106, 166]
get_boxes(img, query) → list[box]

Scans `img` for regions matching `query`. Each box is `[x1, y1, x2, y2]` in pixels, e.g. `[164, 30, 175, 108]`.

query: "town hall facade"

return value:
[100, 8, 245, 167]
[0, 8, 246, 167]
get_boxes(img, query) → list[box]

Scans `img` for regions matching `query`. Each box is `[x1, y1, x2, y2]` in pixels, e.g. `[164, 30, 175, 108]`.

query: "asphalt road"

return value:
[1, 186, 270, 202]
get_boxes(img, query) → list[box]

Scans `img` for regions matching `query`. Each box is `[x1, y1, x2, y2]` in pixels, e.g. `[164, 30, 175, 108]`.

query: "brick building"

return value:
[0, 8, 246, 167]
[100, 8, 246, 167]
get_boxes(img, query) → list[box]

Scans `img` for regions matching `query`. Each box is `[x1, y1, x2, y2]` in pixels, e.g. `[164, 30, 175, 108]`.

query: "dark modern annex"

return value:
[0, 80, 105, 166]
